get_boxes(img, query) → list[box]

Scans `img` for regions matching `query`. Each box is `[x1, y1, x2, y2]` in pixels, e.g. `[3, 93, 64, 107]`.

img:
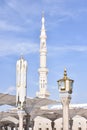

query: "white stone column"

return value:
[18, 110, 25, 130]
[60, 93, 71, 130]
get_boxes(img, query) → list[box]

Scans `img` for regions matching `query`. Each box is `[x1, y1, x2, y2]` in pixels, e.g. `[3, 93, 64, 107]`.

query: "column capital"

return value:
[61, 95, 71, 106]
[18, 110, 25, 118]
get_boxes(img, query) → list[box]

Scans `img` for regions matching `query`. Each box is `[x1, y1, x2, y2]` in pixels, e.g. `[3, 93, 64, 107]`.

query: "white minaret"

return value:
[16, 56, 27, 109]
[36, 14, 50, 98]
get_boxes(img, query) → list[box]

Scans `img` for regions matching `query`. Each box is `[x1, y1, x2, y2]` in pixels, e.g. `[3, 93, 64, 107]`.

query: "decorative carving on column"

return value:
[61, 96, 71, 106]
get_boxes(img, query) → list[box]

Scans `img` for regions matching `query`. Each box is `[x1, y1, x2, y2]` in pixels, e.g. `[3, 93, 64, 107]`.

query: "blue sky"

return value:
[0, 0, 87, 104]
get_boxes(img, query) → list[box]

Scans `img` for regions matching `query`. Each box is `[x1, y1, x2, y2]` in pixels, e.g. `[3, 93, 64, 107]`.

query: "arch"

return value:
[54, 118, 63, 130]
[72, 115, 87, 130]
[1, 116, 19, 124]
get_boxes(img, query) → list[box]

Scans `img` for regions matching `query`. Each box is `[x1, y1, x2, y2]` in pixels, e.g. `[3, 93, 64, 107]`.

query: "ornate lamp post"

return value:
[57, 69, 74, 130]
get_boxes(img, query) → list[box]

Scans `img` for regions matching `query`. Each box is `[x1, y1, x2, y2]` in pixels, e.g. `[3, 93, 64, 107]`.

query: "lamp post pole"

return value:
[57, 69, 74, 130]
[60, 93, 71, 130]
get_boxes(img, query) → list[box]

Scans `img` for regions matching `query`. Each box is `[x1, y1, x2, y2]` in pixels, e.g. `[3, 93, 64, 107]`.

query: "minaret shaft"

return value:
[40, 52, 47, 68]
[36, 15, 50, 98]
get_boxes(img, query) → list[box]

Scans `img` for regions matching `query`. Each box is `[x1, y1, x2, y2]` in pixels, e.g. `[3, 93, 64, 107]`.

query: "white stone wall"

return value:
[34, 116, 52, 130]
[34, 116, 87, 130]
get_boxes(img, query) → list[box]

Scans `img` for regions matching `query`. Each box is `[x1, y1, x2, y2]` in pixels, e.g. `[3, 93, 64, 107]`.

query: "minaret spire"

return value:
[42, 12, 45, 30]
[36, 14, 50, 98]
[40, 13, 47, 50]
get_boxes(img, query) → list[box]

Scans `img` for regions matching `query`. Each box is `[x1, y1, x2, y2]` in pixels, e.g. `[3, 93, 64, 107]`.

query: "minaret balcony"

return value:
[38, 68, 48, 73]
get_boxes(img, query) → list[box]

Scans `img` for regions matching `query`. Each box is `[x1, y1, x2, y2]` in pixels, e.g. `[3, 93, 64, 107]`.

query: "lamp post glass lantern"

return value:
[57, 69, 74, 94]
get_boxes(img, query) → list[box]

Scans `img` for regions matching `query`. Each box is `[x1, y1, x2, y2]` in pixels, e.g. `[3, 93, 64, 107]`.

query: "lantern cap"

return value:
[57, 68, 74, 82]
[64, 68, 67, 79]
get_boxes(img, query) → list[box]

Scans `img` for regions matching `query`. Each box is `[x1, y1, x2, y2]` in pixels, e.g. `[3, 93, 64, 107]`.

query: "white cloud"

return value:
[5, 0, 40, 19]
[0, 0, 85, 33]
[6, 0, 17, 9]
[6, 86, 16, 94]
[49, 45, 87, 53]
[0, 20, 24, 32]
[0, 1, 41, 32]
[51, 86, 57, 90]
[0, 42, 39, 57]
[47, 45, 87, 57]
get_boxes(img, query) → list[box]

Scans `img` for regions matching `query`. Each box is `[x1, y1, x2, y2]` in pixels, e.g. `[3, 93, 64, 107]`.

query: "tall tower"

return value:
[16, 56, 27, 109]
[36, 15, 50, 98]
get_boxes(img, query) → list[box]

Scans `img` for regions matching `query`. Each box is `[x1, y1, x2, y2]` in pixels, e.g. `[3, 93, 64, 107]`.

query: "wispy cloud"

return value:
[0, 0, 85, 33]
[45, 1, 86, 27]
[0, 1, 40, 33]
[48, 45, 87, 57]
[5, 86, 16, 94]
[49, 45, 87, 52]
[51, 86, 57, 90]
[5, 0, 40, 19]
[0, 20, 24, 32]
[0, 43, 86, 57]
[0, 42, 39, 57]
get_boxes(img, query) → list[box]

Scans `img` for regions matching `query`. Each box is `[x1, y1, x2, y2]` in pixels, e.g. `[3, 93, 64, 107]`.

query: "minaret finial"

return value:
[40, 11, 46, 39]
[41, 12, 45, 30]
[64, 68, 67, 78]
